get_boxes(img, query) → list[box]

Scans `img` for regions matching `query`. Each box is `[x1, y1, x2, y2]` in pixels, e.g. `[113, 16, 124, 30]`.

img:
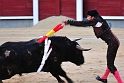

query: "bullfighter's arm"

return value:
[67, 19, 97, 27]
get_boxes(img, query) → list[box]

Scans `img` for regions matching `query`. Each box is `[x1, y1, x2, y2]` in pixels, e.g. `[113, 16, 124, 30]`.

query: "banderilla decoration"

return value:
[38, 23, 64, 43]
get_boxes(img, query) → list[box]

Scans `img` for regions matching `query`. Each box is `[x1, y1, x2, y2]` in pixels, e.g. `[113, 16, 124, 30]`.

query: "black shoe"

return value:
[96, 76, 107, 83]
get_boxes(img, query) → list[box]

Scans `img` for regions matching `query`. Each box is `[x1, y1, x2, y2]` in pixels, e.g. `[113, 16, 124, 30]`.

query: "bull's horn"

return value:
[73, 38, 82, 41]
[76, 45, 92, 51]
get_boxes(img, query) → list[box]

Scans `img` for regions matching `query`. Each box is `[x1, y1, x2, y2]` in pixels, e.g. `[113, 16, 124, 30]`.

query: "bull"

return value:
[0, 36, 91, 83]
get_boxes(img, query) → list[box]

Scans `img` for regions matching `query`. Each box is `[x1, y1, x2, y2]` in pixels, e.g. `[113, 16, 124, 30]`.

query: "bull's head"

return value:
[69, 38, 91, 66]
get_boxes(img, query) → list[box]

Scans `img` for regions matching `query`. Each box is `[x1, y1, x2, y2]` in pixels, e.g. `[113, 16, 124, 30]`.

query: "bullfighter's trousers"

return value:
[100, 30, 120, 74]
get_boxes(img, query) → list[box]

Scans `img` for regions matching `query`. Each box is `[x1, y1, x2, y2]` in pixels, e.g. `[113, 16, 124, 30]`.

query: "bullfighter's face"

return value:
[87, 15, 94, 21]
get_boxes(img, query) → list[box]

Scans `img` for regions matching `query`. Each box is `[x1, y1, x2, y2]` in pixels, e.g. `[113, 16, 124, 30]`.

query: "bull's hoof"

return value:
[58, 82, 66, 83]
[58, 80, 66, 83]
[0, 80, 3, 83]
[67, 78, 73, 83]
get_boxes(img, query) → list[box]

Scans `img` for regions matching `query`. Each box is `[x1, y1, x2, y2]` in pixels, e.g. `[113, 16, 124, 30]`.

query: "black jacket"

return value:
[67, 15, 110, 38]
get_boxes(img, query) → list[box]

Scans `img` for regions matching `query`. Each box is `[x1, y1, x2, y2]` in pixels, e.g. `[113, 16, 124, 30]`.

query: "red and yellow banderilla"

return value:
[38, 23, 64, 43]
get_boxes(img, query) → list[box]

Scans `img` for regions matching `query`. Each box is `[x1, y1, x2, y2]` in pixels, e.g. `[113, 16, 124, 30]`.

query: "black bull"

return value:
[0, 36, 90, 83]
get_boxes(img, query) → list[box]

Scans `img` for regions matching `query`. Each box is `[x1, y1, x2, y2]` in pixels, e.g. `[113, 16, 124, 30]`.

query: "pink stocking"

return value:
[113, 70, 123, 83]
[101, 67, 110, 79]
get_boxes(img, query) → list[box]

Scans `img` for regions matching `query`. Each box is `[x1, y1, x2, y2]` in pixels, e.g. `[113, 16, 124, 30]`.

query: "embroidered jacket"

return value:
[67, 15, 110, 38]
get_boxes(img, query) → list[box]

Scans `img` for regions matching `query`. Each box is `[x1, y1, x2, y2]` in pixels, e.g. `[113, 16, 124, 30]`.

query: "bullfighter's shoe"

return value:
[96, 76, 107, 83]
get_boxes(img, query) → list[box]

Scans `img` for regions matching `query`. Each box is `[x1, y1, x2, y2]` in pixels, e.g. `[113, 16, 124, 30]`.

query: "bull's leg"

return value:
[0, 79, 3, 83]
[58, 67, 73, 83]
[50, 71, 65, 83]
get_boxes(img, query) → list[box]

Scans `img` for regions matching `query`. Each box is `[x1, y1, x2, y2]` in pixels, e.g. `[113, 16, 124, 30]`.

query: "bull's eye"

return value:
[54, 57, 57, 62]
[76, 50, 82, 55]
[76, 51, 79, 54]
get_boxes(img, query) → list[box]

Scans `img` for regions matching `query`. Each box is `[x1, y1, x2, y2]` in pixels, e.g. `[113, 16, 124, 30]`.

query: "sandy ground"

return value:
[0, 16, 124, 83]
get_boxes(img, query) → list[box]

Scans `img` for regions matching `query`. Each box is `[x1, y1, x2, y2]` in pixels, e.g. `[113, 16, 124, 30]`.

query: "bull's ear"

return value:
[72, 38, 82, 41]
